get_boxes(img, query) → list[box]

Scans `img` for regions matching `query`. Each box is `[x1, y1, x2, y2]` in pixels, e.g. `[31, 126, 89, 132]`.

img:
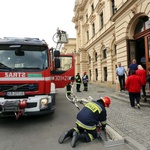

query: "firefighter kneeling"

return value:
[58, 96, 111, 148]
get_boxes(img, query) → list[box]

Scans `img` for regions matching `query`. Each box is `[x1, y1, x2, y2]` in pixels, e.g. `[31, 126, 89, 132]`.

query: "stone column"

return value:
[106, 47, 114, 87]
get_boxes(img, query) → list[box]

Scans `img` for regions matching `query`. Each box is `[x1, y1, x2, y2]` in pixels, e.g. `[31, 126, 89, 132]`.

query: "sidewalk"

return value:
[73, 83, 150, 150]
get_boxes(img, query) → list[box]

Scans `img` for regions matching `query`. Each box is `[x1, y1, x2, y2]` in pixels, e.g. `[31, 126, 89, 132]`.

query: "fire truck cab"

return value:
[0, 31, 75, 119]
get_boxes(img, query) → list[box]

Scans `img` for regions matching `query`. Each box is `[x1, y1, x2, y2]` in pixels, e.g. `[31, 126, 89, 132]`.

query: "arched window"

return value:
[113, 44, 117, 56]
[134, 16, 149, 35]
[103, 48, 107, 59]
[95, 52, 97, 62]
[89, 55, 91, 64]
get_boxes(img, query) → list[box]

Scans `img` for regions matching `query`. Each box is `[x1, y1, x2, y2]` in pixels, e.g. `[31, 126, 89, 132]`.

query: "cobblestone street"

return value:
[72, 83, 150, 150]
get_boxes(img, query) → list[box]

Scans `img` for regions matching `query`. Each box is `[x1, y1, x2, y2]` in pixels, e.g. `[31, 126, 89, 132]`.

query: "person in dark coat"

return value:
[82, 72, 88, 91]
[58, 97, 111, 148]
[75, 73, 82, 92]
[128, 59, 138, 76]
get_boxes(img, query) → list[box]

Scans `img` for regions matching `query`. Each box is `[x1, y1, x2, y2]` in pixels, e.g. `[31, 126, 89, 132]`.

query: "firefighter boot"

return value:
[78, 133, 86, 142]
[58, 129, 74, 144]
[71, 131, 78, 148]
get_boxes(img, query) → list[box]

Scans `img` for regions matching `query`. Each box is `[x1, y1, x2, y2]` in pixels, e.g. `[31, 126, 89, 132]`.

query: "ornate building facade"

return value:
[73, 0, 150, 90]
[61, 38, 76, 54]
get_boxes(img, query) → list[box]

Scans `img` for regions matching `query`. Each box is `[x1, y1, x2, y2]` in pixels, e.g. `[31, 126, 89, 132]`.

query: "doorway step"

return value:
[111, 90, 150, 107]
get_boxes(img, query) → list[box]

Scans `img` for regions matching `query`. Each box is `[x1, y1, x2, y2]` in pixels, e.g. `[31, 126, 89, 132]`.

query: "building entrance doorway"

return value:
[135, 37, 146, 69]
[128, 16, 150, 71]
[145, 35, 150, 70]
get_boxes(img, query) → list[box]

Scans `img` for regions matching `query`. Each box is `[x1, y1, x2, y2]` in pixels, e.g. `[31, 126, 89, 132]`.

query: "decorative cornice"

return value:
[79, 15, 83, 20]
[75, 25, 78, 30]
[130, 4, 138, 14]
[80, 0, 88, 11]
[112, 32, 115, 37]
[89, 14, 96, 24]
[96, 0, 105, 14]
[111, 0, 137, 22]
[89, 0, 93, 4]
[83, 23, 89, 30]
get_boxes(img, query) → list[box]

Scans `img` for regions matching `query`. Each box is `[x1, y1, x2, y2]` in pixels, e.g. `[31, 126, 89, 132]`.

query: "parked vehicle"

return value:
[0, 29, 75, 119]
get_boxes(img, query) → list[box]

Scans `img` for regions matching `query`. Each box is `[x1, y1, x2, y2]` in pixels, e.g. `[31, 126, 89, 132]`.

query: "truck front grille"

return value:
[0, 84, 38, 92]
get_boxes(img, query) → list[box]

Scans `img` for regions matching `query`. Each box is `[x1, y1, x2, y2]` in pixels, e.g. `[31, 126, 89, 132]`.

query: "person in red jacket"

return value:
[125, 70, 142, 108]
[136, 65, 147, 101]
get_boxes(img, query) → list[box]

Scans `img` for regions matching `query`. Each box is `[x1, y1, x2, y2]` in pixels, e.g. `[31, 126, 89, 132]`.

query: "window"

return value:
[135, 20, 144, 34]
[113, 44, 117, 55]
[89, 70, 91, 80]
[95, 68, 98, 80]
[87, 30, 89, 42]
[0, 46, 48, 70]
[92, 23, 95, 36]
[91, 3, 94, 13]
[57, 56, 72, 71]
[134, 16, 149, 35]
[103, 48, 107, 59]
[104, 67, 107, 81]
[100, 12, 104, 29]
[111, 0, 115, 15]
[95, 52, 98, 62]
[86, 14, 88, 22]
[148, 37, 150, 59]
[89, 55, 91, 64]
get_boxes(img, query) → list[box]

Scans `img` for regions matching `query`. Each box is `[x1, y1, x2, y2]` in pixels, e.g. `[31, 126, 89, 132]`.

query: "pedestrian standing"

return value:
[140, 56, 146, 70]
[75, 73, 81, 92]
[136, 65, 147, 101]
[128, 59, 138, 76]
[66, 82, 72, 96]
[82, 72, 88, 91]
[146, 68, 150, 92]
[125, 70, 142, 108]
[116, 62, 127, 91]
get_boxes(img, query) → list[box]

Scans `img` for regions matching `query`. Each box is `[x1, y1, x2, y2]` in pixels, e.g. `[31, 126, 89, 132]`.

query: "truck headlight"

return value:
[40, 98, 48, 109]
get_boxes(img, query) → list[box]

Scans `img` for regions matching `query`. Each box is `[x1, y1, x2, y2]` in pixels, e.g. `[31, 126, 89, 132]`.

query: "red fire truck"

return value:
[0, 29, 75, 119]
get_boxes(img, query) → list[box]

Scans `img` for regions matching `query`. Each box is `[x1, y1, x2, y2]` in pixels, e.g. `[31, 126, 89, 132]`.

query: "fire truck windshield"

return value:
[0, 48, 48, 70]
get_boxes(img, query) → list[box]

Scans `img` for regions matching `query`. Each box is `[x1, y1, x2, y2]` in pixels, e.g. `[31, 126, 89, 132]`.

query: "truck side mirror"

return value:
[54, 58, 60, 68]
[54, 50, 60, 57]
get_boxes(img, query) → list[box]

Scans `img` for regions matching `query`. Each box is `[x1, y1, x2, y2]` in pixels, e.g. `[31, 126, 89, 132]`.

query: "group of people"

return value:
[61, 58, 149, 148]
[63, 72, 111, 148]
[66, 72, 88, 96]
[75, 72, 88, 92]
[116, 59, 149, 108]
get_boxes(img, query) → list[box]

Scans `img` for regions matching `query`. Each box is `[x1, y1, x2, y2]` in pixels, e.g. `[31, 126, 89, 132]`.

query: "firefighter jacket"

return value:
[82, 74, 88, 83]
[76, 101, 107, 130]
[125, 74, 142, 93]
[136, 69, 146, 85]
[75, 74, 81, 84]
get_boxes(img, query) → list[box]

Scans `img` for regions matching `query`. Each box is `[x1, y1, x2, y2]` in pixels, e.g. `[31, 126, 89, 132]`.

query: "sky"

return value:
[0, 0, 76, 47]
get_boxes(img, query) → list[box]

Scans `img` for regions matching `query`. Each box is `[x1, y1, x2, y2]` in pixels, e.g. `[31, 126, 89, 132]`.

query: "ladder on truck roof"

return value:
[53, 28, 68, 51]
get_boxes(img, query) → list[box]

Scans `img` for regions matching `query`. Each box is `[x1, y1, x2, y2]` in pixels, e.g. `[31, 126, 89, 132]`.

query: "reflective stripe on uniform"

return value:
[85, 102, 102, 114]
[101, 120, 107, 125]
[88, 133, 94, 141]
[76, 119, 96, 130]
[76, 83, 81, 84]
[74, 127, 79, 133]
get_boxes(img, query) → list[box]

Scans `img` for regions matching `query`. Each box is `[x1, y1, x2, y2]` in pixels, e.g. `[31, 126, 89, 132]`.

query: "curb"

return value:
[125, 136, 148, 150]
[107, 120, 148, 150]
[101, 125, 124, 147]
